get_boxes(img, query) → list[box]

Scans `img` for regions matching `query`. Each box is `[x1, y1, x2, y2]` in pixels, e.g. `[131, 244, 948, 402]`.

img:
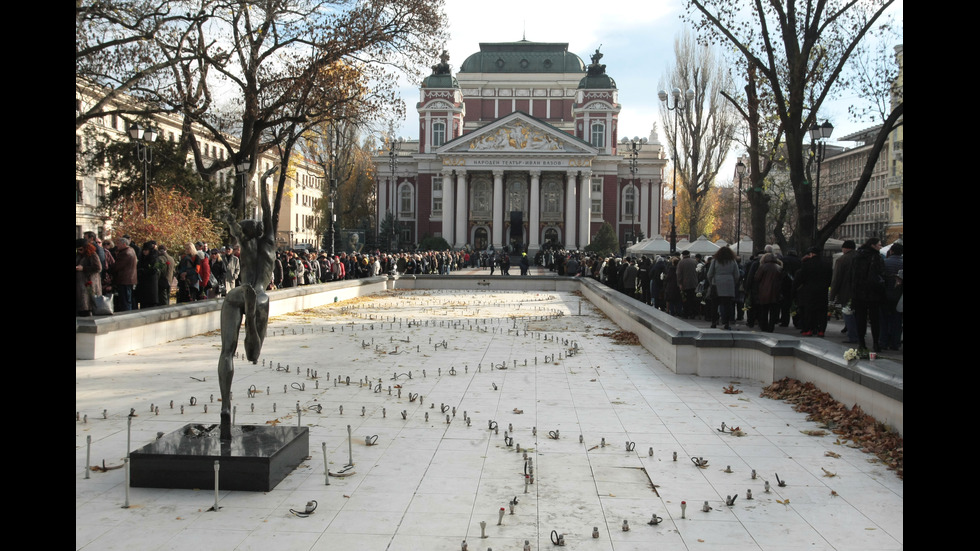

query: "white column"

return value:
[377, 177, 388, 236]
[640, 179, 650, 239]
[579, 170, 591, 248]
[529, 170, 541, 252]
[455, 170, 467, 247]
[442, 169, 454, 246]
[492, 170, 504, 249]
[565, 171, 577, 249]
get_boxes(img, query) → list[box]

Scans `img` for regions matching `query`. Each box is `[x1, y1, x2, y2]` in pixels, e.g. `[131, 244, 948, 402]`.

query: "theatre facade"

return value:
[374, 41, 666, 255]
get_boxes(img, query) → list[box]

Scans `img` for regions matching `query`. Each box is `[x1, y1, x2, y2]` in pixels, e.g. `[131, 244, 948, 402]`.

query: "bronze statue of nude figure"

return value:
[219, 166, 278, 440]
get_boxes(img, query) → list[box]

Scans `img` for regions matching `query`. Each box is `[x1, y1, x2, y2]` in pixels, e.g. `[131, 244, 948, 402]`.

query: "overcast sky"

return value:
[390, 0, 903, 182]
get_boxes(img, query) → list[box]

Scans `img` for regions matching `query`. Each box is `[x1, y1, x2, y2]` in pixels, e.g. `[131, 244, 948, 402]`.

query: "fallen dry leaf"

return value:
[800, 429, 828, 436]
[723, 384, 743, 394]
[596, 330, 640, 345]
[825, 451, 841, 458]
[821, 468, 837, 478]
[762, 377, 902, 479]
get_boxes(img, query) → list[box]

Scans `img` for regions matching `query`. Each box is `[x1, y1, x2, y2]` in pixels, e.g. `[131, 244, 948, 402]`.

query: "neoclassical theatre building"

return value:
[374, 41, 666, 255]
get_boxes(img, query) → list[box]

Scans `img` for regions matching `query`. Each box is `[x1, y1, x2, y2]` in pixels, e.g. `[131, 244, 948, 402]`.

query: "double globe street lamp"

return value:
[128, 123, 159, 218]
[808, 120, 834, 242]
[658, 87, 695, 253]
[620, 136, 647, 247]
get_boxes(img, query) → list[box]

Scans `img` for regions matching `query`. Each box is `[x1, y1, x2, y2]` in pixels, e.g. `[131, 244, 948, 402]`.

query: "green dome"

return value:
[578, 74, 617, 89]
[459, 41, 586, 74]
[422, 73, 459, 88]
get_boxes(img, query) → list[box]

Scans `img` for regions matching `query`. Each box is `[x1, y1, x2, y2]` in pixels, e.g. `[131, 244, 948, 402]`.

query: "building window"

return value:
[76, 135, 82, 154]
[432, 176, 443, 215]
[432, 121, 446, 147]
[541, 180, 563, 221]
[590, 122, 604, 149]
[76, 180, 84, 204]
[471, 180, 492, 217]
[399, 183, 414, 216]
[98, 183, 107, 206]
[623, 184, 636, 217]
[590, 177, 602, 217]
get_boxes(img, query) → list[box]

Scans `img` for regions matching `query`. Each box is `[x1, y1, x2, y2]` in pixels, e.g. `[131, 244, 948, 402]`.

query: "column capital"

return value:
[455, 169, 467, 177]
[492, 169, 505, 178]
[528, 169, 541, 177]
[441, 168, 453, 177]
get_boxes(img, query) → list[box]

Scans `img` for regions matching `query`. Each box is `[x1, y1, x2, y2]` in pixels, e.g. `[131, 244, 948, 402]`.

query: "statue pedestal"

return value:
[130, 424, 309, 492]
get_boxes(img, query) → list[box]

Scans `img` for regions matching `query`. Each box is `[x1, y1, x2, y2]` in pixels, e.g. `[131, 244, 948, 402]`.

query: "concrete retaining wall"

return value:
[76, 274, 902, 433]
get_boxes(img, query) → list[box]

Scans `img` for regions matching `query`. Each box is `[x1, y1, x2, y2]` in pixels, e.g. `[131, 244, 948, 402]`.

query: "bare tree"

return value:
[722, 60, 785, 250]
[75, 0, 208, 129]
[686, 0, 902, 251]
[660, 30, 738, 239]
[152, 0, 446, 232]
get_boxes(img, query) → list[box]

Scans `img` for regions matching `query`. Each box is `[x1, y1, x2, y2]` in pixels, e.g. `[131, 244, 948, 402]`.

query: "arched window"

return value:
[432, 121, 446, 148]
[399, 182, 414, 216]
[622, 183, 636, 217]
[590, 122, 605, 149]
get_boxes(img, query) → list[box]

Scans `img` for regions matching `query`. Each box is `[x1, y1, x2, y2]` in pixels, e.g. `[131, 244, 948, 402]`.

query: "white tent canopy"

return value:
[682, 235, 720, 256]
[626, 235, 671, 257]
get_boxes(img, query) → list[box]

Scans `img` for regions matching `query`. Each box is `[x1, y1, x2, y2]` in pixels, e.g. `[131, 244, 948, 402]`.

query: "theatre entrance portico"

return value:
[432, 112, 601, 254]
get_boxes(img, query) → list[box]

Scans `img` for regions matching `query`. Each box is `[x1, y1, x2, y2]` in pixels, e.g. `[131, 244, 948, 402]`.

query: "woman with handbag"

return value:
[708, 246, 740, 330]
[76, 239, 102, 316]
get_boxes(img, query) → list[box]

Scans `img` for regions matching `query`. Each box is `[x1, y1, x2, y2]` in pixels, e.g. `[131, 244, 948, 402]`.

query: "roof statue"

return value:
[432, 49, 451, 75]
[587, 46, 606, 76]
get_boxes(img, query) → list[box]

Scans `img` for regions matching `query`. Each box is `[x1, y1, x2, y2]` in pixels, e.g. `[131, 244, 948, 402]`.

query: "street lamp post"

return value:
[328, 124, 338, 257]
[620, 136, 646, 247]
[235, 160, 251, 220]
[808, 120, 834, 243]
[659, 87, 695, 253]
[128, 123, 158, 218]
[735, 157, 746, 258]
[387, 137, 403, 252]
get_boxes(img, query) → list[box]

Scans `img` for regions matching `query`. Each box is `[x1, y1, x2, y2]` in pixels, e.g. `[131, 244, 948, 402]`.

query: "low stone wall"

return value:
[577, 277, 903, 434]
[75, 277, 388, 360]
[76, 274, 902, 433]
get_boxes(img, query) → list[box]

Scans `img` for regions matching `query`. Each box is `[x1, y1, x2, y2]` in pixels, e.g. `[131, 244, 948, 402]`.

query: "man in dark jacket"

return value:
[794, 248, 832, 336]
[850, 238, 885, 352]
[109, 237, 137, 311]
[677, 250, 699, 318]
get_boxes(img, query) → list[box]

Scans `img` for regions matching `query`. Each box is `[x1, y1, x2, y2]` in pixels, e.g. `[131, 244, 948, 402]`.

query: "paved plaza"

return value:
[76, 288, 903, 550]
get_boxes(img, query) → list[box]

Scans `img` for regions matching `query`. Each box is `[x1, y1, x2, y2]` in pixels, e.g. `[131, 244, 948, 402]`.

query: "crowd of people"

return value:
[75, 236, 498, 316]
[77, 233, 903, 354]
[534, 238, 903, 353]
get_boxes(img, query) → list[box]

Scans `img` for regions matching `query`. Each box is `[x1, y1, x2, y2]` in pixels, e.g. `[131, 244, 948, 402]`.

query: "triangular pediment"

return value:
[437, 112, 596, 155]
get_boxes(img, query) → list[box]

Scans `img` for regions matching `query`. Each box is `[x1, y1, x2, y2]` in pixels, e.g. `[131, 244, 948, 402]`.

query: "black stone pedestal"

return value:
[130, 424, 309, 492]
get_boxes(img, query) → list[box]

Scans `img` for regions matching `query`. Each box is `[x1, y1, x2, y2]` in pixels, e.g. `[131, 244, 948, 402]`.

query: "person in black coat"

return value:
[850, 238, 886, 352]
[794, 247, 832, 336]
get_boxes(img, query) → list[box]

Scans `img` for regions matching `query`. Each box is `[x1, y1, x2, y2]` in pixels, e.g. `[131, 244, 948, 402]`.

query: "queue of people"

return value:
[76, 236, 481, 316]
[535, 238, 902, 353]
